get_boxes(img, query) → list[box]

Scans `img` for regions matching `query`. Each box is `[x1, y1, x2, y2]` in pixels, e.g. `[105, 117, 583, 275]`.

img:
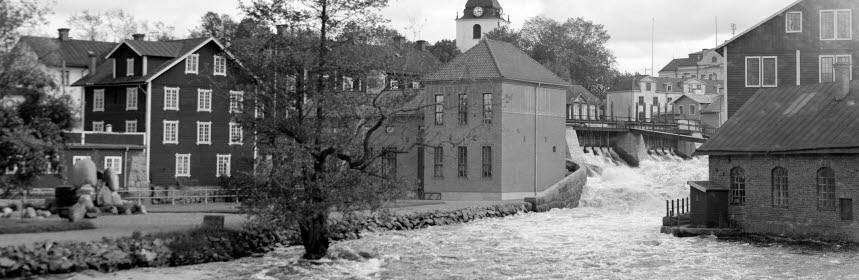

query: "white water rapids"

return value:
[71, 150, 859, 279]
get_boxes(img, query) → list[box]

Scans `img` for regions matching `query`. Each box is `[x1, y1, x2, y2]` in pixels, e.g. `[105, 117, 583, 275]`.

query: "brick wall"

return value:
[710, 154, 859, 240]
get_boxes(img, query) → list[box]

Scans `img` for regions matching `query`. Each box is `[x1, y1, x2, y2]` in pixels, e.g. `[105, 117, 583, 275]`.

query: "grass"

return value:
[0, 219, 96, 235]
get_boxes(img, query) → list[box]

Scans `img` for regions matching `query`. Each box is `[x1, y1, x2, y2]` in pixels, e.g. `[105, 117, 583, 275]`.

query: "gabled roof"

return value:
[608, 75, 723, 94]
[334, 43, 442, 76]
[697, 80, 859, 154]
[699, 97, 723, 113]
[73, 37, 214, 86]
[567, 85, 600, 105]
[424, 39, 569, 87]
[673, 93, 721, 105]
[715, 0, 803, 50]
[658, 57, 697, 73]
[16, 36, 116, 68]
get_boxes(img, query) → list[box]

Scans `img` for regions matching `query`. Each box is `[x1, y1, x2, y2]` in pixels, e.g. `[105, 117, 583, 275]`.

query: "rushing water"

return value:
[71, 153, 859, 280]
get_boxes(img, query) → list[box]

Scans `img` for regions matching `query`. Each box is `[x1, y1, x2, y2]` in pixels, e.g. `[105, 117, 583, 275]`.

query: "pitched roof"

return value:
[699, 96, 723, 113]
[697, 80, 859, 154]
[608, 75, 723, 94]
[17, 36, 116, 68]
[335, 43, 442, 76]
[715, 0, 803, 50]
[674, 93, 721, 105]
[658, 57, 697, 73]
[424, 39, 569, 87]
[73, 37, 212, 86]
[567, 85, 600, 105]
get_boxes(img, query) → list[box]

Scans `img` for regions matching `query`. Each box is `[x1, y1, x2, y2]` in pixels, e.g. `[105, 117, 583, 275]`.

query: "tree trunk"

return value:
[299, 210, 330, 259]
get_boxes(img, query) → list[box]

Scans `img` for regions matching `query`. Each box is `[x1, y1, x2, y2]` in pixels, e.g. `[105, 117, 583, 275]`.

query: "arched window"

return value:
[730, 167, 745, 204]
[817, 167, 836, 210]
[772, 167, 789, 207]
[473, 24, 482, 39]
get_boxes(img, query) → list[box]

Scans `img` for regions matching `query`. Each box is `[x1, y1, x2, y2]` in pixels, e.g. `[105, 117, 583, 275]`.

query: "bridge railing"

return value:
[568, 116, 706, 134]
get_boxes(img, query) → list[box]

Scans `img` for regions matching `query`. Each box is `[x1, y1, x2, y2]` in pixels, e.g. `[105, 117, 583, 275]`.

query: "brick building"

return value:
[695, 65, 857, 240]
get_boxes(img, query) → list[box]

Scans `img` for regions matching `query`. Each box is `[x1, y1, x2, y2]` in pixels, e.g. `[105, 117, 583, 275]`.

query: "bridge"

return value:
[566, 117, 710, 143]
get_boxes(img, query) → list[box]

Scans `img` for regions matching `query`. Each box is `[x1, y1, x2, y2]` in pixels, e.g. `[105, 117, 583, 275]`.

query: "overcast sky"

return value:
[40, 0, 796, 74]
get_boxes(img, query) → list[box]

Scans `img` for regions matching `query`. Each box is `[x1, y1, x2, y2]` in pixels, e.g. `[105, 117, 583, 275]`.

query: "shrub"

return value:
[0, 219, 96, 234]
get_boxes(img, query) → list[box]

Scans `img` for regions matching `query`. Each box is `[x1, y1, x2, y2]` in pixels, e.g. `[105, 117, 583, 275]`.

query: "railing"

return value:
[118, 188, 240, 205]
[666, 197, 690, 217]
[568, 116, 707, 134]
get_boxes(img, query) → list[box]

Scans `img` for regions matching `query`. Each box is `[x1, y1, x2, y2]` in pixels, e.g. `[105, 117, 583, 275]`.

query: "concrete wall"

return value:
[613, 131, 648, 166]
[710, 154, 859, 241]
[525, 161, 587, 212]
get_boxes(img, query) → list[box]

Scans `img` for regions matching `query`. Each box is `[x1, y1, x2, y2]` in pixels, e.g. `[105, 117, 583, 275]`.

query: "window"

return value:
[820, 9, 852, 40]
[389, 80, 399, 89]
[666, 84, 672, 91]
[213, 55, 226, 76]
[678, 105, 684, 115]
[473, 24, 482, 39]
[458, 94, 468, 125]
[185, 53, 199, 74]
[645, 82, 652, 91]
[72, 156, 91, 166]
[126, 87, 138, 110]
[61, 70, 70, 86]
[745, 56, 777, 87]
[197, 121, 211, 145]
[197, 89, 212, 112]
[125, 120, 137, 132]
[434, 94, 444, 125]
[126, 58, 134, 76]
[457, 146, 467, 177]
[93, 89, 104, 112]
[652, 97, 659, 107]
[175, 154, 191, 177]
[483, 93, 492, 124]
[772, 167, 788, 207]
[696, 85, 702, 90]
[104, 156, 122, 174]
[92, 121, 104, 132]
[216, 154, 231, 177]
[819, 55, 852, 82]
[482, 146, 492, 178]
[230, 91, 244, 113]
[163, 120, 178, 144]
[412, 81, 421, 89]
[433, 147, 443, 177]
[382, 149, 397, 178]
[164, 87, 179, 110]
[229, 122, 243, 145]
[730, 167, 746, 204]
[342, 77, 354, 91]
[786, 11, 802, 33]
[689, 105, 696, 115]
[638, 96, 644, 106]
[817, 167, 836, 210]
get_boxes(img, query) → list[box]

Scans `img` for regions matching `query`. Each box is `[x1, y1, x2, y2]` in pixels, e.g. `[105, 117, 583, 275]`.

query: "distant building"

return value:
[13, 29, 116, 130]
[658, 49, 724, 80]
[715, 0, 859, 119]
[605, 75, 723, 121]
[695, 65, 857, 240]
[455, 0, 510, 51]
[566, 85, 602, 121]
[670, 93, 723, 129]
[422, 39, 569, 200]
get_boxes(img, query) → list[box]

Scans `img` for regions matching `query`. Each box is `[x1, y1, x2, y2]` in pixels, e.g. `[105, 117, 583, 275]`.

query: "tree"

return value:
[235, 0, 449, 259]
[0, 0, 49, 52]
[486, 16, 619, 97]
[189, 12, 239, 44]
[428, 39, 459, 64]
[1, 0, 72, 197]
[65, 9, 175, 42]
[66, 11, 104, 41]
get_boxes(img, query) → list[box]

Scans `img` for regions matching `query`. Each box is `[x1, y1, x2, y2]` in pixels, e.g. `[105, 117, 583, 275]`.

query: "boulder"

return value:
[77, 185, 95, 197]
[104, 168, 120, 191]
[7, 211, 21, 219]
[68, 203, 86, 222]
[70, 159, 98, 187]
[38, 210, 52, 217]
[24, 207, 37, 219]
[77, 195, 95, 209]
[135, 204, 147, 214]
[1, 207, 11, 216]
[84, 212, 98, 219]
[12, 200, 23, 212]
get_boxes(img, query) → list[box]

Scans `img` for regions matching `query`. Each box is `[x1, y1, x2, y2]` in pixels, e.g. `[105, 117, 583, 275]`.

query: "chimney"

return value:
[416, 40, 428, 52]
[132, 34, 145, 41]
[87, 51, 97, 77]
[392, 35, 405, 49]
[58, 28, 70, 41]
[834, 62, 852, 101]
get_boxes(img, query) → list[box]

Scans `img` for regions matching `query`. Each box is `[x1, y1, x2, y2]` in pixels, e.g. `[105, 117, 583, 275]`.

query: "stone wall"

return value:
[126, 150, 148, 190]
[613, 131, 646, 167]
[523, 160, 587, 212]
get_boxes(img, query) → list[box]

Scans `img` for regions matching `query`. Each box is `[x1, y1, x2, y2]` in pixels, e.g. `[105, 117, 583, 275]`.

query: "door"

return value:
[841, 198, 853, 221]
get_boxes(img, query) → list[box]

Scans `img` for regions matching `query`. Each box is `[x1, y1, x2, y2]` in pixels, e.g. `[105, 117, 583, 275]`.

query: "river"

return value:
[69, 155, 859, 279]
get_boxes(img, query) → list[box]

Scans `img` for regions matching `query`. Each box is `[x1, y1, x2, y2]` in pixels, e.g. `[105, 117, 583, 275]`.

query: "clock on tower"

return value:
[473, 6, 484, 17]
[456, 0, 511, 51]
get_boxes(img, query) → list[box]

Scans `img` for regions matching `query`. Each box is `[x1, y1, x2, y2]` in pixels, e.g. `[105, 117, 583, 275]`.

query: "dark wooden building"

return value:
[716, 0, 859, 118]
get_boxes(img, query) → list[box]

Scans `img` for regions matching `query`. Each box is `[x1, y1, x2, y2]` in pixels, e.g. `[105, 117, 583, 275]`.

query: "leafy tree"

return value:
[486, 16, 619, 98]
[65, 9, 175, 42]
[189, 12, 239, 44]
[66, 11, 104, 41]
[0, 0, 49, 52]
[428, 39, 459, 63]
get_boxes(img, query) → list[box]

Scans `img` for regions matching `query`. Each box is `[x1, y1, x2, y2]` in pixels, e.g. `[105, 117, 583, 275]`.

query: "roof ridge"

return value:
[486, 38, 569, 84]
[482, 39, 504, 80]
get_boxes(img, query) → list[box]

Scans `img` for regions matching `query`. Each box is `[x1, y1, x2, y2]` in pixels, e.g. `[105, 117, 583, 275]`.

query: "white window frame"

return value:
[72, 156, 91, 166]
[125, 120, 137, 132]
[785, 11, 802, 33]
[104, 156, 122, 174]
[819, 54, 852, 83]
[185, 54, 199, 74]
[92, 121, 104, 132]
[196, 121, 212, 145]
[229, 90, 243, 113]
[126, 87, 138, 110]
[229, 122, 243, 145]
[745, 56, 778, 87]
[820, 9, 852, 40]
[93, 89, 105, 112]
[175, 154, 191, 177]
[164, 87, 179, 111]
[213, 55, 226, 76]
[390, 80, 399, 89]
[163, 120, 179, 144]
[216, 154, 231, 177]
[197, 89, 212, 112]
[126, 58, 134, 76]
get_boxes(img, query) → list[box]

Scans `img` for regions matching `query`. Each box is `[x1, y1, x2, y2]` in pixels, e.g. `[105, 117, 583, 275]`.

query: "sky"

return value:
[39, 0, 798, 74]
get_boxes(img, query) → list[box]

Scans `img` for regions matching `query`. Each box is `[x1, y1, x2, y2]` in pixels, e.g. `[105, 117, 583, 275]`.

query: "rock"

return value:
[122, 206, 132, 215]
[104, 168, 120, 191]
[70, 159, 98, 187]
[77, 185, 95, 197]
[78, 195, 95, 209]
[69, 203, 86, 222]
[106, 206, 118, 214]
[25, 207, 37, 219]
[1, 207, 11, 216]
[12, 200, 23, 212]
[8, 211, 21, 219]
[135, 204, 147, 214]
[39, 210, 52, 217]
[84, 212, 98, 219]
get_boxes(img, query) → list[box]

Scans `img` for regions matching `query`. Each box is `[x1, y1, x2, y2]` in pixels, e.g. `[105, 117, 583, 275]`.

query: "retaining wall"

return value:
[523, 161, 587, 212]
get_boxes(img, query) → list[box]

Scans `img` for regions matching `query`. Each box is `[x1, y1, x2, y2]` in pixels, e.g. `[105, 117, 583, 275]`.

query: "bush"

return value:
[0, 219, 96, 234]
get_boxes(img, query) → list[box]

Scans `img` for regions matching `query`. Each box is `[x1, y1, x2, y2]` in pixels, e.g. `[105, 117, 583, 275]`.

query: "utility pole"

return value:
[651, 18, 655, 79]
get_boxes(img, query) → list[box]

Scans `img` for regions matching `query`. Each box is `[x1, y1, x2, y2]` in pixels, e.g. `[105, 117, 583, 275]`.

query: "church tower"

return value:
[456, 0, 510, 51]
